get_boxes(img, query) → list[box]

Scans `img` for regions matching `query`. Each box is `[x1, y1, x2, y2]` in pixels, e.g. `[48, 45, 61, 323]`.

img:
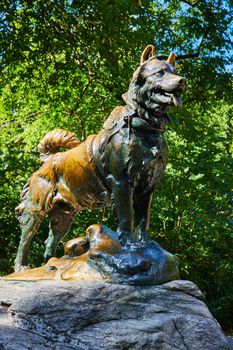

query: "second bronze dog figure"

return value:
[15, 45, 186, 271]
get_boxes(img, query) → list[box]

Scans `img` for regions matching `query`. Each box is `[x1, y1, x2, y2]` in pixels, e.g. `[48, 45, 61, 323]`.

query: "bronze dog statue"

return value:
[15, 45, 186, 271]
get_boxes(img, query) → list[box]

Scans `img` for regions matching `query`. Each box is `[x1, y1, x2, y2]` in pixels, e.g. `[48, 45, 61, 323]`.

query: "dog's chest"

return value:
[127, 131, 167, 178]
[93, 120, 168, 192]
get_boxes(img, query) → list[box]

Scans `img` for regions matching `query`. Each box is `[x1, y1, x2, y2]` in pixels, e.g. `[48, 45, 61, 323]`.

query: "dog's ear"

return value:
[166, 52, 176, 67]
[140, 45, 156, 64]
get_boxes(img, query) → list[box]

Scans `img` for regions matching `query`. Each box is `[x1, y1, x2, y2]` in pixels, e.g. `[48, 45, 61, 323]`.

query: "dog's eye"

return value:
[155, 70, 165, 77]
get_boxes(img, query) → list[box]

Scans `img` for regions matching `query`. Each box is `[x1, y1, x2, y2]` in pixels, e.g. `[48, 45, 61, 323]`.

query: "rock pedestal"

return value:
[0, 279, 231, 350]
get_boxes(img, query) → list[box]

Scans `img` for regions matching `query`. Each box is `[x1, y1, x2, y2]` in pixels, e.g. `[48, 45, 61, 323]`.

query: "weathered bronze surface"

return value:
[6, 224, 179, 284]
[13, 45, 186, 283]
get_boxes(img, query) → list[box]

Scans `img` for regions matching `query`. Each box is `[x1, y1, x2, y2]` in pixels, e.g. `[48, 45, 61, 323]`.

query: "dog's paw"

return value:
[118, 231, 136, 246]
[135, 230, 149, 242]
[14, 264, 30, 272]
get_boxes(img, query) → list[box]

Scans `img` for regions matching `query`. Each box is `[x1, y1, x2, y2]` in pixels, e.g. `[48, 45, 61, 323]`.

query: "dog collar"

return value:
[130, 116, 166, 133]
[124, 105, 169, 133]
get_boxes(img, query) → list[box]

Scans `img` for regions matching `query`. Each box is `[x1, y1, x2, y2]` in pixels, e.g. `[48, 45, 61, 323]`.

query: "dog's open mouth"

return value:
[151, 91, 182, 109]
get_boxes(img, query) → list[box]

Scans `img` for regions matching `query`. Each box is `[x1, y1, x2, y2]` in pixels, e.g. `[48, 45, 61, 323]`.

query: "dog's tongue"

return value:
[173, 94, 182, 108]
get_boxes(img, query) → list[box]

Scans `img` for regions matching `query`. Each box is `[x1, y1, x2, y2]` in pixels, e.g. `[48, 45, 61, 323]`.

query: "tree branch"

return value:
[180, 0, 201, 8]
[0, 111, 49, 128]
[63, 111, 86, 141]
[80, 76, 95, 101]
[158, 29, 208, 61]
[65, 76, 95, 140]
[158, 52, 201, 61]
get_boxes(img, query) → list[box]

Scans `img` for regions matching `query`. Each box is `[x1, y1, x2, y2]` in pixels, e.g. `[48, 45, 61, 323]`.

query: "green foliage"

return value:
[0, 0, 232, 329]
[150, 102, 233, 328]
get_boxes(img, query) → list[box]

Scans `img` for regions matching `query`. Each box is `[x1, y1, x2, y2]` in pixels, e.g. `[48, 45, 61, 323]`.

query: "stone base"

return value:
[0, 279, 231, 350]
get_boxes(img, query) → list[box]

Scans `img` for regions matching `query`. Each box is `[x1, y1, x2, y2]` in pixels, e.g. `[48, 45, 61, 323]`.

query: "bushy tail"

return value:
[38, 129, 80, 163]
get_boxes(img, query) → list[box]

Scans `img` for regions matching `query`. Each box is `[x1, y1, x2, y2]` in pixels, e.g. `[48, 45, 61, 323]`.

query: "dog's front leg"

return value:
[111, 178, 134, 244]
[134, 191, 153, 241]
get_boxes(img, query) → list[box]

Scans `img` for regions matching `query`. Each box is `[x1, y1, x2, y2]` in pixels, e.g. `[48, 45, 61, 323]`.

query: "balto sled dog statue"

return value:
[15, 45, 186, 271]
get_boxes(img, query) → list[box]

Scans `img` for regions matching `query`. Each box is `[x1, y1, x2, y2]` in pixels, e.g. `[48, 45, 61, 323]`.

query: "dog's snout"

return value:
[178, 77, 187, 90]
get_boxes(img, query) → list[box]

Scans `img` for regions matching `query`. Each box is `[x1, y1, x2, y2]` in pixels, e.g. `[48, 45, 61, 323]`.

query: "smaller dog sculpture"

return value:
[15, 45, 186, 271]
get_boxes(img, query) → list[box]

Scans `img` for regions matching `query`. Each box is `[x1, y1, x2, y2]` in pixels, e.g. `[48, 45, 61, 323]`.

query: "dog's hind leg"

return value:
[14, 208, 45, 271]
[44, 202, 76, 261]
[14, 179, 54, 271]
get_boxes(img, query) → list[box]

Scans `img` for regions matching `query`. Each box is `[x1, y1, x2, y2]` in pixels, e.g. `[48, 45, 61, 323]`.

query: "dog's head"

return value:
[123, 45, 186, 119]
